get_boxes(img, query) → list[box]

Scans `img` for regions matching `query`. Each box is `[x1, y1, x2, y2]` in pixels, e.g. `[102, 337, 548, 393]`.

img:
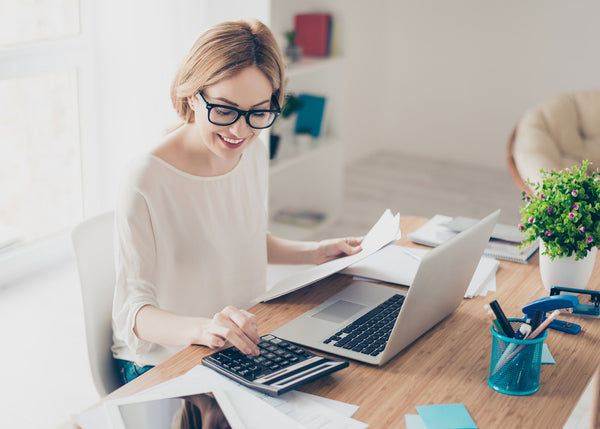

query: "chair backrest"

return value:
[72, 211, 122, 397]
[505, 125, 533, 195]
[510, 90, 600, 190]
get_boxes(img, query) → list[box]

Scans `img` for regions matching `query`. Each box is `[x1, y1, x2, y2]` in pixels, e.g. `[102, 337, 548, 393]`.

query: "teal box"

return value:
[488, 319, 547, 396]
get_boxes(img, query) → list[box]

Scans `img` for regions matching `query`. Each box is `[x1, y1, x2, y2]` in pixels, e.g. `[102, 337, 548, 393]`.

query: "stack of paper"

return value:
[340, 245, 499, 298]
[406, 215, 538, 264]
[75, 365, 368, 429]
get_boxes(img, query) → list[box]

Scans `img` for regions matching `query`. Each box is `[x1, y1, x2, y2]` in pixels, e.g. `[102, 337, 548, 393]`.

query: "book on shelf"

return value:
[293, 13, 332, 57]
[406, 214, 539, 264]
[295, 94, 326, 138]
[273, 207, 326, 228]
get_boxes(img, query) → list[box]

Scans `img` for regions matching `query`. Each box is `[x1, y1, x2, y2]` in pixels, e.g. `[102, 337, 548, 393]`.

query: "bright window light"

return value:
[0, 0, 81, 46]
[0, 70, 82, 247]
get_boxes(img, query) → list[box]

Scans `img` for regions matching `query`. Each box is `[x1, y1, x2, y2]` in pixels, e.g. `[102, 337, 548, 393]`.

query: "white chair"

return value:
[72, 211, 122, 397]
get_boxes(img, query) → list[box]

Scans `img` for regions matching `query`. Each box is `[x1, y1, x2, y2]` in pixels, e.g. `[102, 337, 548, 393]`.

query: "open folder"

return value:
[256, 209, 401, 302]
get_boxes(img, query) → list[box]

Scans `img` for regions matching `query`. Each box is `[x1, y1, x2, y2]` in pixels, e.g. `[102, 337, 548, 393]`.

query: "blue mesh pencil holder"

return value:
[488, 319, 547, 396]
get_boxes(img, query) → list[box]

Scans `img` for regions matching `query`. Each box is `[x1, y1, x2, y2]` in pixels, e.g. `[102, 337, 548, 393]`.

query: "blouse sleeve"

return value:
[112, 185, 158, 356]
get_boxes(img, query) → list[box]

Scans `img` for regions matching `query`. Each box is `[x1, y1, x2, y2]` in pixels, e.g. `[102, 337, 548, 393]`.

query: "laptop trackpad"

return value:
[312, 300, 365, 323]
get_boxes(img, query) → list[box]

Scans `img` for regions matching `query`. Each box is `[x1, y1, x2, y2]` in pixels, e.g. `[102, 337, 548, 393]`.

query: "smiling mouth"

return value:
[219, 135, 245, 145]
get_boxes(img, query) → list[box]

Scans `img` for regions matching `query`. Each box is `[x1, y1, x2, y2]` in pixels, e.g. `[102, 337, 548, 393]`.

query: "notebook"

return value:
[272, 210, 499, 366]
[407, 214, 538, 263]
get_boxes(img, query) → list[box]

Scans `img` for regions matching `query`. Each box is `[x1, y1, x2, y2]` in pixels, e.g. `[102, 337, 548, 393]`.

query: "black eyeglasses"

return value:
[197, 91, 281, 129]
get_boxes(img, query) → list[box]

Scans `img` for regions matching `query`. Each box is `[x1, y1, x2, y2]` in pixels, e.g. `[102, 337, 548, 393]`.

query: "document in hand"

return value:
[256, 209, 401, 302]
[406, 214, 538, 263]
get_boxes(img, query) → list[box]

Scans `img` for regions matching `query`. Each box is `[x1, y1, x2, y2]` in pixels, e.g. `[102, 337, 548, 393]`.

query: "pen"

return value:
[530, 309, 544, 331]
[513, 323, 531, 340]
[483, 304, 502, 334]
[489, 300, 515, 338]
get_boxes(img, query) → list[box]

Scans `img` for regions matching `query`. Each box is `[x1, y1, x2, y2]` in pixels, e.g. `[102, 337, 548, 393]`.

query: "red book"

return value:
[293, 13, 331, 57]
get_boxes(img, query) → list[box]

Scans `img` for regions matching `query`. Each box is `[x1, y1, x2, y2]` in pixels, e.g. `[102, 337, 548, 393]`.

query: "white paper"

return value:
[256, 390, 368, 429]
[105, 388, 246, 429]
[341, 245, 499, 298]
[464, 256, 499, 298]
[190, 366, 368, 429]
[112, 365, 368, 429]
[256, 209, 400, 302]
[300, 393, 360, 417]
[106, 366, 303, 429]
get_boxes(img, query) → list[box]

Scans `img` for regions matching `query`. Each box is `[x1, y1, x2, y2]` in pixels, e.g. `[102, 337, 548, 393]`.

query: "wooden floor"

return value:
[308, 150, 523, 240]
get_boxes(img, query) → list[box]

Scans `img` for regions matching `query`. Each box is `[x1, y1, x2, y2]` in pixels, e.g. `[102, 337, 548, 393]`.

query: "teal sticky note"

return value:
[416, 403, 477, 429]
[405, 414, 427, 429]
[542, 343, 556, 364]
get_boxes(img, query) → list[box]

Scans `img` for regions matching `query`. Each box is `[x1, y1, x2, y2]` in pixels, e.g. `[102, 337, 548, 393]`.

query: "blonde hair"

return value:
[170, 20, 285, 125]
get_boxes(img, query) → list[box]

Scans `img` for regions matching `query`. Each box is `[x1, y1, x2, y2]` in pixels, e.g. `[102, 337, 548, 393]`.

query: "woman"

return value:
[111, 20, 362, 384]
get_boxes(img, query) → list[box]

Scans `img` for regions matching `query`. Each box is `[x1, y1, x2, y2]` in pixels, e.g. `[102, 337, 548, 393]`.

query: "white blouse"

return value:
[111, 141, 269, 366]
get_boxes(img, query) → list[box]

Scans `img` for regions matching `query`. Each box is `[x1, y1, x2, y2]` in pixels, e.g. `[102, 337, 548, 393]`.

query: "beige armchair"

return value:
[507, 90, 600, 194]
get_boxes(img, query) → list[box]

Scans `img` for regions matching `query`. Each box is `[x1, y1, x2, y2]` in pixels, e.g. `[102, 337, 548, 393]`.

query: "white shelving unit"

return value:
[268, 56, 346, 240]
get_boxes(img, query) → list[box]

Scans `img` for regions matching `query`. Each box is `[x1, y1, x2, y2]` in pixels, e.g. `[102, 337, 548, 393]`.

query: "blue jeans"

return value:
[116, 359, 154, 384]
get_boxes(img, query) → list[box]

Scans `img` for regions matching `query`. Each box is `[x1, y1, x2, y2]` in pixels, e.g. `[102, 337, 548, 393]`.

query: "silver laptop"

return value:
[272, 210, 500, 366]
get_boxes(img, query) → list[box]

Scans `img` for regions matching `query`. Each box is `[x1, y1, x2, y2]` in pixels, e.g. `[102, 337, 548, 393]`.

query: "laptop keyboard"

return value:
[202, 334, 348, 396]
[323, 294, 405, 356]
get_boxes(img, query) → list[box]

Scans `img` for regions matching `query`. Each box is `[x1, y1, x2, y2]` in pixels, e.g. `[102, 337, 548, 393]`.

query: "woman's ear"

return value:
[187, 96, 198, 112]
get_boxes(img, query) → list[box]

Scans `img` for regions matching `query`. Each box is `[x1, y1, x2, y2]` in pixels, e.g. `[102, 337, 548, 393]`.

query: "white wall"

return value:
[381, 0, 600, 169]
[89, 0, 600, 202]
[87, 0, 270, 215]
[269, 1, 387, 164]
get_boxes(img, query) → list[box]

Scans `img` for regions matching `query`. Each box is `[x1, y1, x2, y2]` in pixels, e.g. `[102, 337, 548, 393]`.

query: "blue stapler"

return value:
[550, 286, 600, 318]
[522, 294, 582, 335]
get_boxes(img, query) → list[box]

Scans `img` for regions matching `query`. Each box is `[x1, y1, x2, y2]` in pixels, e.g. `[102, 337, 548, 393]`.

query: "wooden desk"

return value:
[106, 216, 600, 428]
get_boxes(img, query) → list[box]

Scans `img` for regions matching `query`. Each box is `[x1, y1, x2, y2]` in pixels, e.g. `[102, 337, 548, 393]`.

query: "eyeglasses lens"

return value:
[208, 107, 277, 129]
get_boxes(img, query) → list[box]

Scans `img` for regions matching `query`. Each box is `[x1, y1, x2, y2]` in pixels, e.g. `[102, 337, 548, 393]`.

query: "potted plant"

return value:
[519, 160, 600, 290]
[281, 92, 303, 119]
[284, 30, 302, 63]
[269, 93, 303, 160]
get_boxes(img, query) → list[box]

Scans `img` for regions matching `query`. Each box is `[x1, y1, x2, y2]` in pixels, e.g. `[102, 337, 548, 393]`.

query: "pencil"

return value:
[483, 304, 502, 333]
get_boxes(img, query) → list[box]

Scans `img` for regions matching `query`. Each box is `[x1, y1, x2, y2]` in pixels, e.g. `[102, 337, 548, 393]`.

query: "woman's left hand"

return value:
[314, 237, 363, 264]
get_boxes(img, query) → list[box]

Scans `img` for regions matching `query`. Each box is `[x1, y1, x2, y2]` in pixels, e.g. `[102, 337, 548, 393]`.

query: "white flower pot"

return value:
[539, 240, 597, 291]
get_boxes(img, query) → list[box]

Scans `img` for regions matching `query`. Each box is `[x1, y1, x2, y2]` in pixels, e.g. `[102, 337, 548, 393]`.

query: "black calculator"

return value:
[202, 334, 349, 396]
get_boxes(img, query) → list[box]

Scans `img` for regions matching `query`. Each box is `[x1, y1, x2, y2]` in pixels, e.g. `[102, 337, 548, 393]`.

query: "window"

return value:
[0, 0, 85, 251]
[0, 0, 81, 47]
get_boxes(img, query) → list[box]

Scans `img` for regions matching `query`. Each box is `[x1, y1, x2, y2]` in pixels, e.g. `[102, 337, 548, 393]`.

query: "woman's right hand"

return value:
[200, 306, 260, 356]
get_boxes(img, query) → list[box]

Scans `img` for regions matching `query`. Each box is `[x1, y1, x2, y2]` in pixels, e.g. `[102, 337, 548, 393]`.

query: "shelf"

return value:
[267, 8, 345, 242]
[269, 138, 339, 176]
[268, 139, 343, 240]
[285, 57, 345, 79]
